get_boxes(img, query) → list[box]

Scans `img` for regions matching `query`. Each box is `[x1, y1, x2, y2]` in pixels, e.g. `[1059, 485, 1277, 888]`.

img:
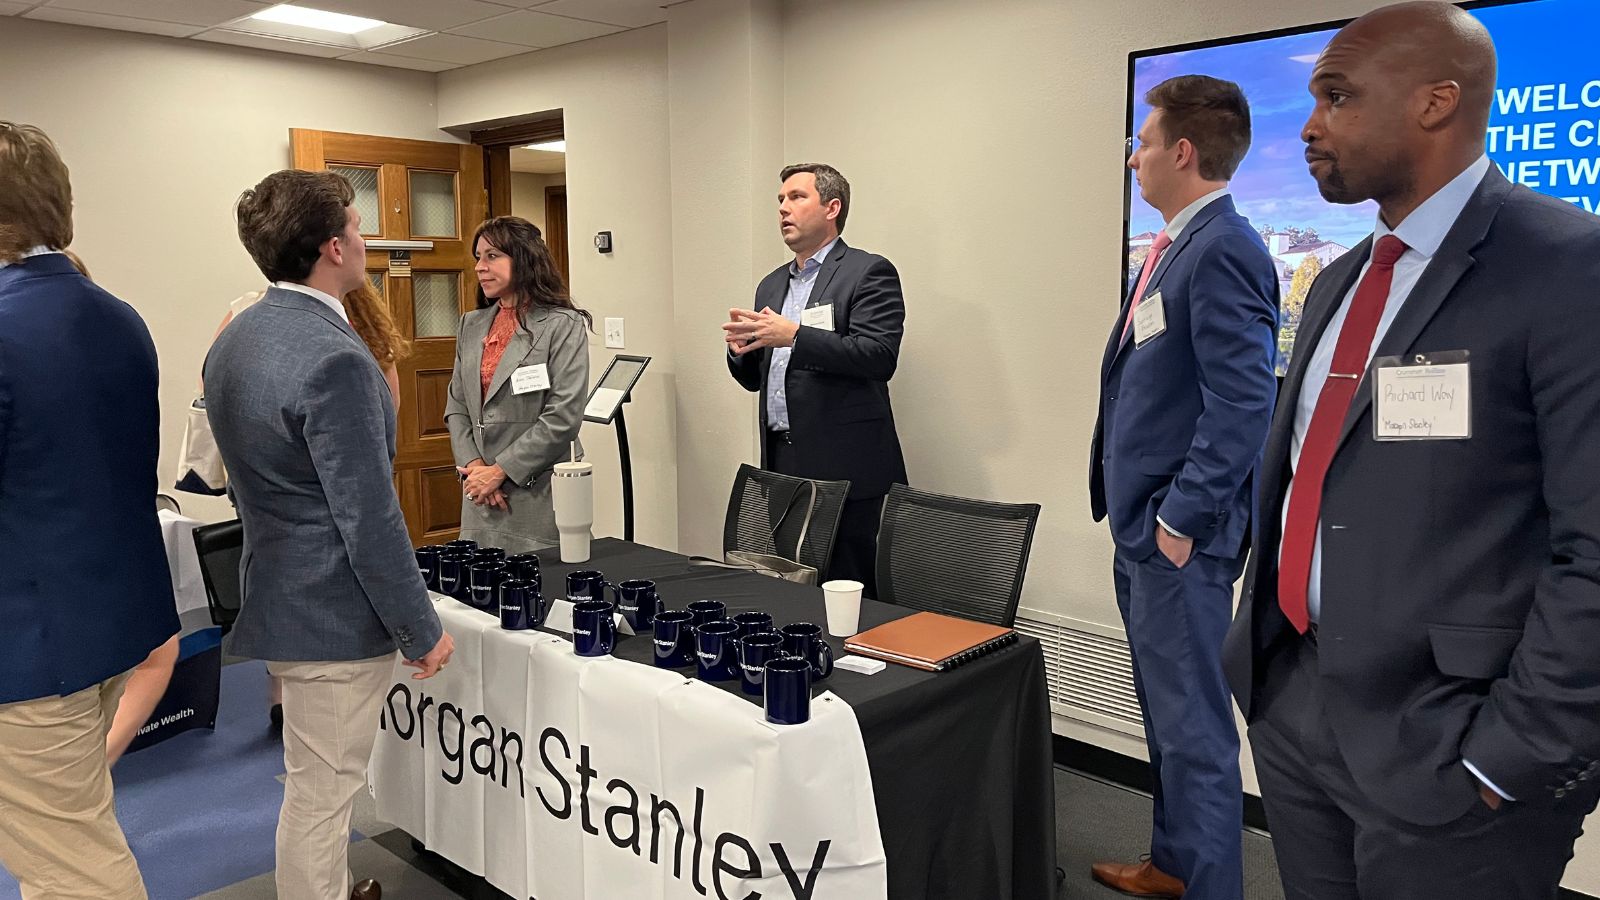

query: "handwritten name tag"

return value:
[801, 303, 835, 332]
[1132, 291, 1167, 346]
[1373, 352, 1471, 441]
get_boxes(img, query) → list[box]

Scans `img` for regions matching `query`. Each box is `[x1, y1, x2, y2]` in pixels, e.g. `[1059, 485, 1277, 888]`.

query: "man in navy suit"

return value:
[0, 122, 179, 898]
[1089, 76, 1279, 899]
[1224, 4, 1600, 897]
[724, 164, 907, 594]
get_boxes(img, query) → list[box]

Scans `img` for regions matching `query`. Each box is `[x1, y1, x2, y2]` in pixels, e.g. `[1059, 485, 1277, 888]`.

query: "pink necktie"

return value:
[1122, 231, 1174, 344]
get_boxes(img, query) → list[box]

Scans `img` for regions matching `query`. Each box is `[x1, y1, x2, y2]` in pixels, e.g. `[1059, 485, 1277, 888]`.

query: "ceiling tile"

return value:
[23, 6, 204, 36]
[194, 28, 350, 58]
[526, 0, 665, 28]
[511, 148, 566, 174]
[298, 0, 515, 32]
[448, 9, 621, 47]
[337, 50, 460, 72]
[378, 32, 530, 65]
[40, 0, 266, 28]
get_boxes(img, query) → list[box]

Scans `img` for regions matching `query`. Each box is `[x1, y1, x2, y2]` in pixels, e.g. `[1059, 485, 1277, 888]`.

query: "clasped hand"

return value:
[457, 460, 509, 511]
[722, 307, 799, 356]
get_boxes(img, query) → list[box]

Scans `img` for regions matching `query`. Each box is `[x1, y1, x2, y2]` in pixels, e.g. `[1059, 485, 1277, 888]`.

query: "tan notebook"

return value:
[844, 611, 1018, 672]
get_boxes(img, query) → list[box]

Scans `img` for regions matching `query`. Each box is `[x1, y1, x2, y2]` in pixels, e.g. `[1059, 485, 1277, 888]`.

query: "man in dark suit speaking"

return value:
[724, 163, 906, 593]
[1224, 3, 1600, 897]
[1088, 76, 1279, 899]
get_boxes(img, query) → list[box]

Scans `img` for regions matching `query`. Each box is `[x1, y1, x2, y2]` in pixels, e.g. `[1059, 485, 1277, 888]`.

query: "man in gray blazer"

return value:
[206, 169, 453, 900]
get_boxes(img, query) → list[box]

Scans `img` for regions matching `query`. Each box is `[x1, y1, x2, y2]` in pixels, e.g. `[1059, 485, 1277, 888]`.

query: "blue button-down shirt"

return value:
[766, 237, 838, 431]
[1282, 155, 1510, 800]
[1287, 155, 1490, 625]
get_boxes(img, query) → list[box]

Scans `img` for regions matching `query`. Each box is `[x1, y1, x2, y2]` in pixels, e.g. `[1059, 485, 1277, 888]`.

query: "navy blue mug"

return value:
[764, 656, 813, 725]
[467, 561, 507, 612]
[694, 621, 740, 681]
[472, 547, 507, 567]
[688, 600, 727, 627]
[616, 580, 662, 632]
[653, 610, 696, 668]
[500, 579, 545, 631]
[573, 600, 617, 657]
[437, 552, 473, 601]
[567, 569, 609, 602]
[445, 539, 478, 555]
[731, 611, 774, 638]
[780, 622, 834, 679]
[506, 552, 542, 586]
[415, 545, 444, 592]
[737, 632, 785, 696]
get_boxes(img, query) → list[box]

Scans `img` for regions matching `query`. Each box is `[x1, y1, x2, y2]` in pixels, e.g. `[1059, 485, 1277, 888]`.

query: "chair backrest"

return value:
[875, 483, 1042, 627]
[192, 519, 244, 631]
[722, 464, 851, 575]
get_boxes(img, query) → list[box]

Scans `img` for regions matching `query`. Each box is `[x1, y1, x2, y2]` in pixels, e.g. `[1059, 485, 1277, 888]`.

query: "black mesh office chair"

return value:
[722, 464, 851, 576]
[875, 483, 1042, 627]
[192, 519, 243, 633]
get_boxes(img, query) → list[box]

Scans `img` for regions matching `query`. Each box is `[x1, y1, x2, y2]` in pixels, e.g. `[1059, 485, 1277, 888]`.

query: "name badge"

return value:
[801, 303, 835, 332]
[1132, 291, 1167, 346]
[511, 363, 551, 395]
[1372, 351, 1471, 441]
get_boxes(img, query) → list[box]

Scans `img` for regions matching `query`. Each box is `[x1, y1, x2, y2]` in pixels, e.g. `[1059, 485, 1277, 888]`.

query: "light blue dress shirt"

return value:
[1280, 155, 1510, 800]
[766, 237, 838, 431]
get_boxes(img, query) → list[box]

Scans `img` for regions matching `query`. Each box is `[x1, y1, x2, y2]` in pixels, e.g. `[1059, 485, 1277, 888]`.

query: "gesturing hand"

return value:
[722, 307, 799, 356]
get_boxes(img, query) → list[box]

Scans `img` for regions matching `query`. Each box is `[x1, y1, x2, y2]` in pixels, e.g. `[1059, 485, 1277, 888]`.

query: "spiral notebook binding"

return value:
[935, 632, 1018, 671]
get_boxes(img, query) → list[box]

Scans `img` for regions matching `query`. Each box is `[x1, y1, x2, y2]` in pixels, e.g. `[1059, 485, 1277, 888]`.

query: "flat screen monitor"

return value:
[1123, 0, 1600, 373]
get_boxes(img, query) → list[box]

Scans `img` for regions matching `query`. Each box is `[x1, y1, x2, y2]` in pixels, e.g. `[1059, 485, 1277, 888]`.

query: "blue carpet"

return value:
[0, 661, 293, 900]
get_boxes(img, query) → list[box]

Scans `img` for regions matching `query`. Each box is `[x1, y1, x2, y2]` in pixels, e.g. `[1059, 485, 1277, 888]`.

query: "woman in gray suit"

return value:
[446, 216, 591, 552]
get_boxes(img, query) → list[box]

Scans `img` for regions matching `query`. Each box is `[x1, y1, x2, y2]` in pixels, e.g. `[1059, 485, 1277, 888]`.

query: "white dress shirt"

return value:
[274, 280, 349, 323]
[0, 245, 62, 269]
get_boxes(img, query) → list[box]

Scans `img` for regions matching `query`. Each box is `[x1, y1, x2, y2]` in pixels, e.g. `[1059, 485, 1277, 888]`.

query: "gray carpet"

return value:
[1057, 768, 1286, 900]
[202, 765, 1287, 899]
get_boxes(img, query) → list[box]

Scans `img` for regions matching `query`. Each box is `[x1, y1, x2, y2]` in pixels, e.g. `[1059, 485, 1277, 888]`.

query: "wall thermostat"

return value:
[594, 231, 613, 253]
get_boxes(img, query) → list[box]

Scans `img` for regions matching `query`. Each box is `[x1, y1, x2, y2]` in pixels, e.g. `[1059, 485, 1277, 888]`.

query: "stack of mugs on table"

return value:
[412, 541, 866, 726]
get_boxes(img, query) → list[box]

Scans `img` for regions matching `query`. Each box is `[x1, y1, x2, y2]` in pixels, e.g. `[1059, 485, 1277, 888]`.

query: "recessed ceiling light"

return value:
[522, 140, 566, 153]
[252, 4, 387, 35]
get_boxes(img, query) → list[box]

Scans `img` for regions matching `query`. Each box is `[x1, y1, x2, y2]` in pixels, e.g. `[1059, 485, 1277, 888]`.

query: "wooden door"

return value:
[290, 129, 486, 546]
[545, 184, 569, 287]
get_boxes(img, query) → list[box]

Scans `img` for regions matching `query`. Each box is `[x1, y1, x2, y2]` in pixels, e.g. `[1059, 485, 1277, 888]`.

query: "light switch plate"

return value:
[604, 317, 625, 349]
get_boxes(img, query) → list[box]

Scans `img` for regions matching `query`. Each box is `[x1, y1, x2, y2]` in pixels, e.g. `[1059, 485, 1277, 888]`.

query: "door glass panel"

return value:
[330, 165, 381, 235]
[412, 273, 459, 338]
[410, 170, 457, 238]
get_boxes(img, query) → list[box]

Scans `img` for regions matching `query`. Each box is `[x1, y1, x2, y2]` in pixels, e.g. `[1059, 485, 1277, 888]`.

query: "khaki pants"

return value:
[0, 671, 143, 900]
[268, 654, 395, 900]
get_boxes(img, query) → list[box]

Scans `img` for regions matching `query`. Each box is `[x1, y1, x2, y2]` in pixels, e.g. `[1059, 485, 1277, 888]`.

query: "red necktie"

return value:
[1122, 231, 1174, 343]
[1277, 235, 1408, 632]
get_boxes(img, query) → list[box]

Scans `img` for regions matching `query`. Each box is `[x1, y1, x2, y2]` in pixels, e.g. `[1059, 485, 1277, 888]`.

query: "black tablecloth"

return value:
[517, 538, 1058, 900]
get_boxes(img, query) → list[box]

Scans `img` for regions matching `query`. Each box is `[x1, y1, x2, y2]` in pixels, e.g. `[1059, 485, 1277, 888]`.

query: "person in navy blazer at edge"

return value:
[1224, 4, 1600, 898]
[0, 122, 179, 899]
[724, 163, 907, 596]
[1088, 76, 1279, 900]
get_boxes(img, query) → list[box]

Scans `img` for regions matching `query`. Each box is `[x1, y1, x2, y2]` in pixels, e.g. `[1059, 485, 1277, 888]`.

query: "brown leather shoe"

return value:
[350, 879, 381, 900]
[1089, 858, 1184, 897]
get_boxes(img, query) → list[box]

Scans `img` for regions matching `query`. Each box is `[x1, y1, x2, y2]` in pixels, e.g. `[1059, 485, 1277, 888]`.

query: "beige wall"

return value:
[509, 171, 568, 237]
[438, 27, 678, 549]
[0, 17, 452, 525]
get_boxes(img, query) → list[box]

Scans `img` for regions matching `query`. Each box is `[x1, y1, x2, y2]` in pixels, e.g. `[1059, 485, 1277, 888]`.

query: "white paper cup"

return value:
[822, 579, 864, 637]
